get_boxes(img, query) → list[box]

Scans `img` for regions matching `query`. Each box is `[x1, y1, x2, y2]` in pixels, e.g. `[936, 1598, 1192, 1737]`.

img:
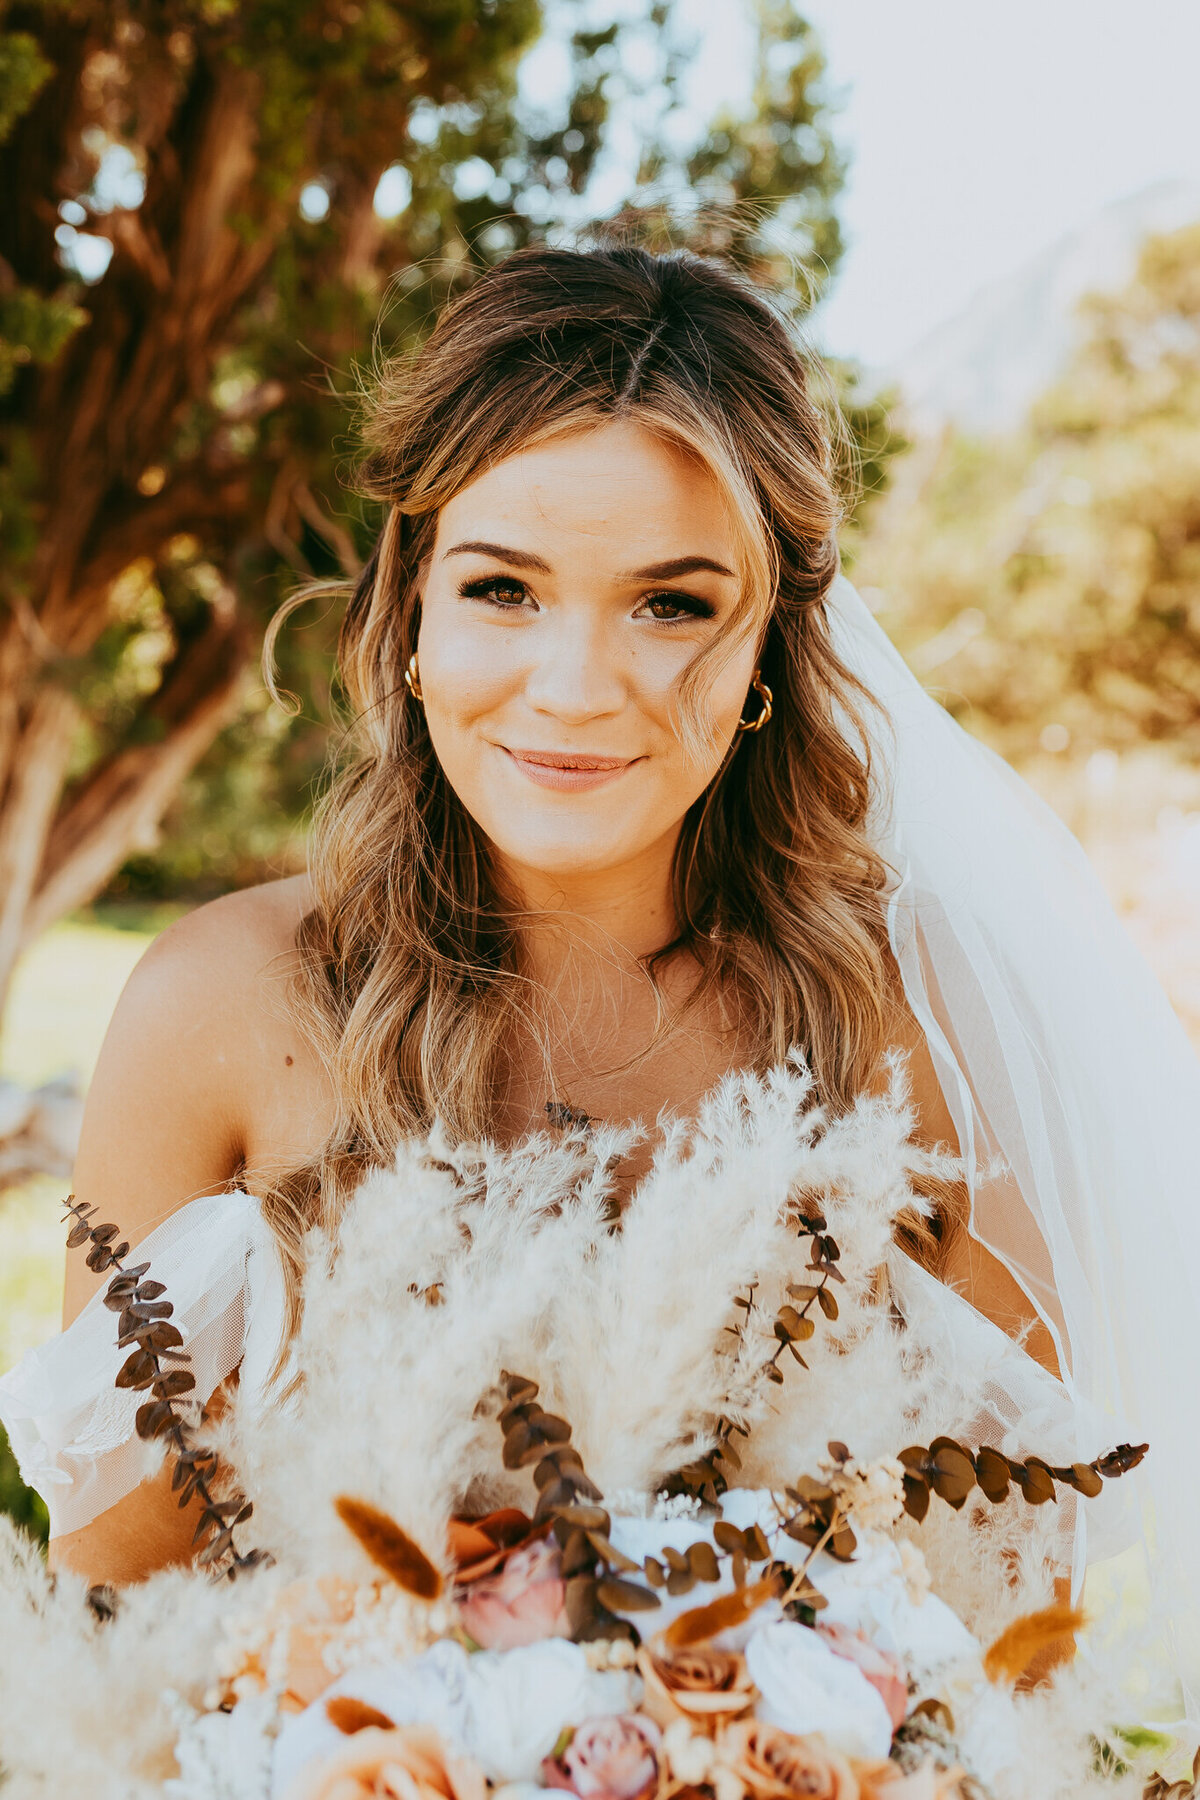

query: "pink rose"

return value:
[456, 1536, 571, 1651]
[542, 1715, 661, 1800]
[817, 1622, 909, 1732]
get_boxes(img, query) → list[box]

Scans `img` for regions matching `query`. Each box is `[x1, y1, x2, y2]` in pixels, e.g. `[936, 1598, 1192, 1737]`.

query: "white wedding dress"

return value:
[0, 1188, 1089, 1547]
[1, 574, 1197, 1706]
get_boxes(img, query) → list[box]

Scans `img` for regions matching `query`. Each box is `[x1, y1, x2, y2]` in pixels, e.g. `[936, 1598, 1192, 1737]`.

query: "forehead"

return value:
[432, 418, 739, 567]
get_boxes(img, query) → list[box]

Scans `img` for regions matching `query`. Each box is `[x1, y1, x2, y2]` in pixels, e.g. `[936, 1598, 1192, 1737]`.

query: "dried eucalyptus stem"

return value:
[667, 1210, 846, 1504]
[62, 1196, 264, 1578]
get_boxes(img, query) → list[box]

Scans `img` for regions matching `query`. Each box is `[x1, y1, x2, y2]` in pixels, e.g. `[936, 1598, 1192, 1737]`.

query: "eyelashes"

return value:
[640, 592, 717, 623]
[458, 575, 528, 607]
[456, 574, 717, 624]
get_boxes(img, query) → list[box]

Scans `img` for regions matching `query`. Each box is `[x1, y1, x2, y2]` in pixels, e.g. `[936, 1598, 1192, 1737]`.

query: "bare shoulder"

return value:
[65, 876, 328, 1322]
[133, 874, 312, 995]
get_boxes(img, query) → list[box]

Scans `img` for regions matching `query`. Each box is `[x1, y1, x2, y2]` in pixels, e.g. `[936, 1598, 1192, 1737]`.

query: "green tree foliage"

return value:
[858, 221, 1200, 762]
[0, 0, 886, 925]
[0, 2, 890, 1531]
[55, 0, 885, 904]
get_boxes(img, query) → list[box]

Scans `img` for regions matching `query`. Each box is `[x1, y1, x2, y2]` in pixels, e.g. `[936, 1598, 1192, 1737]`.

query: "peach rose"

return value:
[817, 1623, 908, 1732]
[637, 1645, 756, 1735]
[542, 1715, 661, 1800]
[717, 1719, 860, 1800]
[456, 1536, 571, 1651]
[284, 1724, 487, 1800]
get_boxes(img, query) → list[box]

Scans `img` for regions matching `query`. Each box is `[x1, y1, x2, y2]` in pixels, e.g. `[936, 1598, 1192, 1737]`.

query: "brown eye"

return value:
[640, 592, 715, 623]
[459, 576, 530, 607]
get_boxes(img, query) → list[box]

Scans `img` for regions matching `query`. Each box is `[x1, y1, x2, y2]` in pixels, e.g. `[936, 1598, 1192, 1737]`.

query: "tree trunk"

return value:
[0, 601, 248, 1012]
[0, 687, 82, 1010]
[0, 52, 275, 1013]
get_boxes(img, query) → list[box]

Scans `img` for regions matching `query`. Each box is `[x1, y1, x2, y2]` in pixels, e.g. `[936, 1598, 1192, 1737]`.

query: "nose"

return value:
[521, 613, 627, 724]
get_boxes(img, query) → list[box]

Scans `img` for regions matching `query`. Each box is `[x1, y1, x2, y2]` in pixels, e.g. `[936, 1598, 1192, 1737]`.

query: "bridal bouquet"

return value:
[0, 1060, 1175, 1799]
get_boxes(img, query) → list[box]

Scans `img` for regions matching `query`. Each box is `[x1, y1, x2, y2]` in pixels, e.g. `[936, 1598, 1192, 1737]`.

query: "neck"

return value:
[499, 834, 682, 985]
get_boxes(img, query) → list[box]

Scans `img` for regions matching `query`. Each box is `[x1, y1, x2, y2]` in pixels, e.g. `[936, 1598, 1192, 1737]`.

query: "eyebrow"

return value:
[443, 540, 552, 572]
[442, 540, 736, 581]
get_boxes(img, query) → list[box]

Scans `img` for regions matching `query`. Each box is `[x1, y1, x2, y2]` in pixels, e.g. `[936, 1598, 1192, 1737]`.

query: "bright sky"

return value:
[677, 0, 1200, 368]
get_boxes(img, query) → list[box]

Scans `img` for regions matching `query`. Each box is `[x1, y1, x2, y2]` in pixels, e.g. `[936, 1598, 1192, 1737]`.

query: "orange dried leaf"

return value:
[335, 1495, 443, 1600]
[663, 1574, 781, 1649]
[326, 1696, 396, 1735]
[983, 1603, 1085, 1683]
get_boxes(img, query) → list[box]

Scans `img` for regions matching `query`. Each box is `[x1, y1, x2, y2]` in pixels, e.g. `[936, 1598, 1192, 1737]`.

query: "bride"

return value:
[3, 240, 1198, 1700]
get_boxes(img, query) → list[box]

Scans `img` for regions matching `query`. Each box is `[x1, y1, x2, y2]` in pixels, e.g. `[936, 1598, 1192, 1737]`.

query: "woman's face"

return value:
[417, 419, 759, 892]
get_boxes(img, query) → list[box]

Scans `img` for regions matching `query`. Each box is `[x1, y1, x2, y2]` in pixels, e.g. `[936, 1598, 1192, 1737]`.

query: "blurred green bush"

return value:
[856, 221, 1200, 766]
[0, 1425, 48, 1549]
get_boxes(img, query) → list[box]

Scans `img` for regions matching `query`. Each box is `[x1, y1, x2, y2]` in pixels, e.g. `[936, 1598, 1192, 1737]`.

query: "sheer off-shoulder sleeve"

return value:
[0, 1190, 288, 1539]
[888, 1254, 1137, 1574]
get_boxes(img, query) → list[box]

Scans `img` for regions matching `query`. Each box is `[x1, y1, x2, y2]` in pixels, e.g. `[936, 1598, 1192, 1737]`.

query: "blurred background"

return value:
[3, 0, 1200, 1535]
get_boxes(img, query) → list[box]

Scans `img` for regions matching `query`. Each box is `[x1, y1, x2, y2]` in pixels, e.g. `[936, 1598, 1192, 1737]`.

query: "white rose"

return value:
[744, 1620, 894, 1760]
[461, 1639, 640, 1782]
[812, 1534, 980, 1685]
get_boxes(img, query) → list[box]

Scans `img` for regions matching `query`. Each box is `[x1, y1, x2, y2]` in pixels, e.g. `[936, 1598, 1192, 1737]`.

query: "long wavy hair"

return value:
[265, 239, 918, 1312]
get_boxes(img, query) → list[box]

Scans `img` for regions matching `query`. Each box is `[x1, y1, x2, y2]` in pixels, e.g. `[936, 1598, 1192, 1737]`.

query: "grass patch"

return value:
[0, 912, 165, 1090]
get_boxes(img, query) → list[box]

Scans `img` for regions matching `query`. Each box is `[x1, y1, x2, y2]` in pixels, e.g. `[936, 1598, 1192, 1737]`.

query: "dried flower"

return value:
[896, 1541, 931, 1606]
[542, 1715, 661, 1800]
[335, 1498, 444, 1600]
[583, 1639, 639, 1672]
[982, 1603, 1084, 1685]
[61, 1195, 259, 1575]
[824, 1459, 906, 1534]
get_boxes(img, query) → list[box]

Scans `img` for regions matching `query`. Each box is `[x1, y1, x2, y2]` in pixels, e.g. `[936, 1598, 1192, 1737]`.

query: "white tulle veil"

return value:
[827, 572, 1200, 1717]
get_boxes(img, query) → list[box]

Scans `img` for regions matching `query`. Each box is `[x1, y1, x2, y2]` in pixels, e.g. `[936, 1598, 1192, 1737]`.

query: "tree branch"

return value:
[61, 462, 254, 637]
[0, 687, 83, 1006]
[25, 603, 250, 940]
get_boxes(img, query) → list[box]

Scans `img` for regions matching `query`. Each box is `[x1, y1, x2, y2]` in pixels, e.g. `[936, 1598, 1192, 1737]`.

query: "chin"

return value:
[489, 828, 650, 884]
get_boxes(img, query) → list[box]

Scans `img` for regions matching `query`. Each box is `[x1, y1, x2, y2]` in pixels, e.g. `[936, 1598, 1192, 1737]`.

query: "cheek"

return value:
[417, 616, 519, 727]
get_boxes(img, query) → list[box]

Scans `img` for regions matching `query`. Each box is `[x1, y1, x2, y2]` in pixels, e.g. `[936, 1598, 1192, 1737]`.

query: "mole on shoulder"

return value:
[284, 1054, 294, 1067]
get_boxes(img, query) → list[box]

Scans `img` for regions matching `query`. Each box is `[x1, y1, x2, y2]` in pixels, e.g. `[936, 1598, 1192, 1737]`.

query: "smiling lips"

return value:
[503, 747, 636, 791]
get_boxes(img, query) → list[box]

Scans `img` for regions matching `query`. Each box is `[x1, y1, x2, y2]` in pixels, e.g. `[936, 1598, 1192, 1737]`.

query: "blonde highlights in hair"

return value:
[264, 240, 906, 1310]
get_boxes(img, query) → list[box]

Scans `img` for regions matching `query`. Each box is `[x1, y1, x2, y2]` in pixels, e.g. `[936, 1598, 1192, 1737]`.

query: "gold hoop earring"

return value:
[404, 651, 423, 703]
[736, 670, 772, 733]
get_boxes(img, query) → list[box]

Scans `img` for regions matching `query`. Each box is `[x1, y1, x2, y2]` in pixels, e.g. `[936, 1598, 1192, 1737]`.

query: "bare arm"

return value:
[50, 880, 327, 1585]
[887, 999, 1061, 1379]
